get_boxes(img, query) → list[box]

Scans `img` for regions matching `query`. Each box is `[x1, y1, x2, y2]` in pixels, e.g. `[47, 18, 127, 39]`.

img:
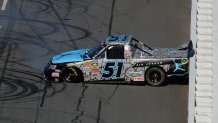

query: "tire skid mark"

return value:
[19, 0, 57, 54]
[103, 84, 118, 105]
[0, 79, 17, 95]
[47, 0, 93, 44]
[0, 0, 118, 123]
[71, 83, 88, 123]
[40, 78, 55, 107]
[72, 111, 84, 123]
[108, 0, 116, 36]
[0, 68, 65, 102]
[0, 35, 14, 117]
[75, 0, 118, 120]
[0, 41, 7, 59]
[0, 116, 33, 123]
[0, 0, 90, 55]
[22, 0, 51, 15]
[0, 0, 17, 87]
[34, 78, 42, 123]
[53, 0, 94, 16]
[0, 16, 89, 37]
[0, 44, 50, 64]
[111, 0, 150, 17]
[0, 77, 38, 101]
[0, 0, 93, 48]
[0, 78, 37, 100]
[47, 0, 79, 50]
[0, 16, 90, 48]
[96, 100, 101, 123]
[4, 85, 61, 105]
[0, 0, 17, 59]
[0, 43, 12, 88]
[87, 85, 118, 123]
[62, 0, 72, 19]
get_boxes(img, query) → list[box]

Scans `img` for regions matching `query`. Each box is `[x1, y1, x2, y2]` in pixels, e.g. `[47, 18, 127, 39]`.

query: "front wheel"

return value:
[145, 67, 166, 86]
[62, 67, 81, 83]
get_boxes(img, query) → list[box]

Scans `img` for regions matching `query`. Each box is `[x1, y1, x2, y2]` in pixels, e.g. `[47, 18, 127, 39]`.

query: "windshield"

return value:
[87, 41, 104, 58]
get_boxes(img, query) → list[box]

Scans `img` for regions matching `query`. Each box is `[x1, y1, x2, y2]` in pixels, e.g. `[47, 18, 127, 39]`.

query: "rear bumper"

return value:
[167, 72, 189, 77]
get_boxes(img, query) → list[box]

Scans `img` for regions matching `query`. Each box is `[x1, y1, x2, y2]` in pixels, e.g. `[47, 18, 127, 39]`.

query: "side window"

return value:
[107, 45, 124, 59]
[96, 50, 105, 59]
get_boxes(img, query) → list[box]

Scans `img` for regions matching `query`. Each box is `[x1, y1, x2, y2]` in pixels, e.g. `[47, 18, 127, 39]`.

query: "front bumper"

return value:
[44, 63, 62, 83]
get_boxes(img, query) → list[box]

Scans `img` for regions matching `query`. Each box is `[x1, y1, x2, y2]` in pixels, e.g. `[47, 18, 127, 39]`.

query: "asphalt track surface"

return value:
[0, 0, 191, 123]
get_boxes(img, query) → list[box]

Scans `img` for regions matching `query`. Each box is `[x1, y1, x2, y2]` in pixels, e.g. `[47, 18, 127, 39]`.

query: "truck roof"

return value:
[105, 35, 132, 44]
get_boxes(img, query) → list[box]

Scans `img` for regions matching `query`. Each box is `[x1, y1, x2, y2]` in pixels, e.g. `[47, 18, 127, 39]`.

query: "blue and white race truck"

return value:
[44, 35, 194, 86]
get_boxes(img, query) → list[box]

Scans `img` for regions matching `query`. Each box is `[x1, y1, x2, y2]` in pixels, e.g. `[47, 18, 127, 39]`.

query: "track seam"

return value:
[96, 100, 102, 123]
[34, 78, 43, 123]
[108, 0, 116, 36]
[71, 83, 88, 123]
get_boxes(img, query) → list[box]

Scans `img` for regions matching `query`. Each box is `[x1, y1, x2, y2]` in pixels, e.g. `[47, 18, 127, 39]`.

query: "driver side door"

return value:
[98, 45, 126, 81]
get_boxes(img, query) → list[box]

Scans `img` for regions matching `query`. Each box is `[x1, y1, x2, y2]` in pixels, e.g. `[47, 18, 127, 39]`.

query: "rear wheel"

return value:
[62, 67, 82, 83]
[145, 67, 166, 86]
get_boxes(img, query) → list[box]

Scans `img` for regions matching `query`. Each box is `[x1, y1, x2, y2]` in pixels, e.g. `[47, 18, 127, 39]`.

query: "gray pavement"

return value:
[0, 0, 190, 123]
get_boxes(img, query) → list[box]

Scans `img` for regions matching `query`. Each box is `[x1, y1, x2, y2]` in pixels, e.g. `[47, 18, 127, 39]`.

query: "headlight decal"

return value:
[49, 65, 57, 70]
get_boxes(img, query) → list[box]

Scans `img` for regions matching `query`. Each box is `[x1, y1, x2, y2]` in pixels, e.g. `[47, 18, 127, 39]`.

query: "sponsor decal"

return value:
[92, 66, 99, 70]
[92, 69, 99, 74]
[181, 58, 188, 64]
[135, 62, 163, 67]
[83, 67, 90, 71]
[173, 60, 185, 72]
[92, 63, 98, 66]
[83, 61, 91, 67]
[83, 61, 93, 71]
[52, 72, 59, 77]
[91, 66, 99, 73]
[129, 71, 143, 77]
[133, 76, 144, 81]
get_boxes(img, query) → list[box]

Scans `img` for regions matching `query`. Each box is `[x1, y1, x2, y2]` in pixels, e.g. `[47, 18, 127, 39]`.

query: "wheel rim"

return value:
[64, 69, 77, 82]
[149, 71, 161, 83]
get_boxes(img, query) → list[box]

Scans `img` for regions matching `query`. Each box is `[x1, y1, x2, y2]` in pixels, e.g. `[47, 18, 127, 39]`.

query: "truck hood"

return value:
[51, 48, 90, 64]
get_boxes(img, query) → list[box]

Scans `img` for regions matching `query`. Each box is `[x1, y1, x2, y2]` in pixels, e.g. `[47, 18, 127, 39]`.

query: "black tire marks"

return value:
[108, 0, 116, 36]
[71, 84, 88, 123]
[47, 0, 91, 50]
[0, 0, 90, 101]
[96, 100, 101, 123]
[0, 68, 65, 102]
[0, 0, 121, 123]
[0, 116, 33, 123]
[0, 43, 12, 88]
[0, 0, 17, 87]
[70, 0, 118, 122]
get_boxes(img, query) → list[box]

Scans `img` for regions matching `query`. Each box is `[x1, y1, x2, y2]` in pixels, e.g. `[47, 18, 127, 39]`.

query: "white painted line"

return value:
[1, 0, 8, 10]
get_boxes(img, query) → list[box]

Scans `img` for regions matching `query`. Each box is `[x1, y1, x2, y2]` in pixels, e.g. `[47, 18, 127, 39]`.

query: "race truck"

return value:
[44, 35, 194, 86]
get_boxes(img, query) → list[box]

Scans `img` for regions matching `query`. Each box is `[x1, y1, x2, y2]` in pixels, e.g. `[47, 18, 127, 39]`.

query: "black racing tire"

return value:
[145, 67, 166, 86]
[62, 67, 82, 83]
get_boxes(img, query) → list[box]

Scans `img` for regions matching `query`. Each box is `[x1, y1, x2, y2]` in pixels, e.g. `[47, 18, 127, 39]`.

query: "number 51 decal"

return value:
[102, 62, 124, 79]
